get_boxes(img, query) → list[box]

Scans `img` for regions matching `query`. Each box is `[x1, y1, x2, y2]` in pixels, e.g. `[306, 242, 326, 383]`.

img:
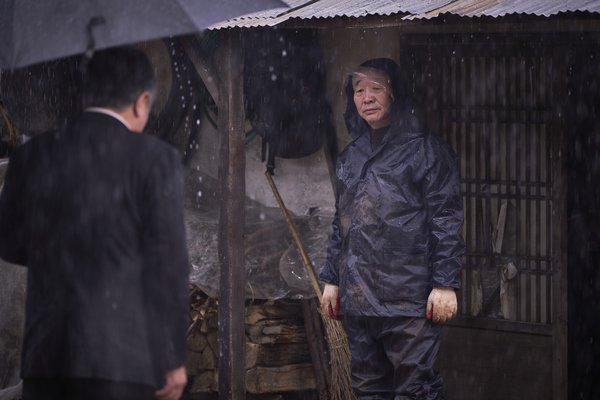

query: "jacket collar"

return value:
[84, 107, 131, 131]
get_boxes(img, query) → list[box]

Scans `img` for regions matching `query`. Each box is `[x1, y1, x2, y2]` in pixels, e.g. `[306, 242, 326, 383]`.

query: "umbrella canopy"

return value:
[0, 0, 288, 70]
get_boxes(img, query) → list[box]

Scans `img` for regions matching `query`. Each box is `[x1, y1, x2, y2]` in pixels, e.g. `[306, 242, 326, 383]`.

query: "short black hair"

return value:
[82, 46, 156, 110]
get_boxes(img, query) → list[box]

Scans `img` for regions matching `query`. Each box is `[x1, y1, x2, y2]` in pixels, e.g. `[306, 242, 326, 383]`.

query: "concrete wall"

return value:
[186, 85, 335, 218]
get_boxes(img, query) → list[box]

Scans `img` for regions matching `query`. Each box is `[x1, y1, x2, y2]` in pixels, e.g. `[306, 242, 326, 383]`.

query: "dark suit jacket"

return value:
[0, 112, 189, 388]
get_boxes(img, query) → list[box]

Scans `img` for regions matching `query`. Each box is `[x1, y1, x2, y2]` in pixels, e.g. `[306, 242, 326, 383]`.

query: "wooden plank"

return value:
[301, 298, 331, 400]
[180, 35, 220, 106]
[246, 364, 316, 394]
[187, 345, 217, 373]
[187, 331, 208, 352]
[551, 46, 568, 400]
[254, 343, 312, 366]
[189, 370, 218, 394]
[246, 322, 308, 344]
[217, 28, 247, 400]
[439, 326, 552, 400]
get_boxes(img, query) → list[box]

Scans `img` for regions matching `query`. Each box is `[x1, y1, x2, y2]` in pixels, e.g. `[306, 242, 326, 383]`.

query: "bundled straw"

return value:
[265, 171, 354, 400]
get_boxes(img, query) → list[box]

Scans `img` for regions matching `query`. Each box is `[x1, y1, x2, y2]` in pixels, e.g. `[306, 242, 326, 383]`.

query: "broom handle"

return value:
[265, 171, 323, 302]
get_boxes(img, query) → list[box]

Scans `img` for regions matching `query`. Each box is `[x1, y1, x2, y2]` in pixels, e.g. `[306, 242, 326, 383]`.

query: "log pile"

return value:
[186, 284, 317, 397]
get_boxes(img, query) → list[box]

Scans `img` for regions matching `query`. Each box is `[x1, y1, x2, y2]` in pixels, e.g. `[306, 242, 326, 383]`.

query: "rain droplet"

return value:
[282, 50, 287, 57]
[197, 191, 203, 198]
[271, 74, 277, 81]
[196, 119, 201, 125]
[259, 212, 266, 221]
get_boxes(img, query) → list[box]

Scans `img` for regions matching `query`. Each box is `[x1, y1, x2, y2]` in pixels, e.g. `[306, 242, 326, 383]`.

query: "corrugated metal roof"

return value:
[208, 0, 600, 29]
[410, 0, 600, 19]
[208, 0, 454, 29]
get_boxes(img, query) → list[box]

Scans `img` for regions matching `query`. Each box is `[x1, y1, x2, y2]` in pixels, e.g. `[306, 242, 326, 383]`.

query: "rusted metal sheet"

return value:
[207, 0, 452, 29]
[408, 0, 600, 19]
[208, 0, 600, 29]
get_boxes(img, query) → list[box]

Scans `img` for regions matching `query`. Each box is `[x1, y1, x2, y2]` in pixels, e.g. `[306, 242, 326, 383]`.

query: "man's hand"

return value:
[155, 366, 187, 400]
[426, 287, 457, 324]
[321, 284, 340, 320]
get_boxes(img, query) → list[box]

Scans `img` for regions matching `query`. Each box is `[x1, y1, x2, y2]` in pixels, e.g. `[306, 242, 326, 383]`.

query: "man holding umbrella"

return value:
[0, 47, 189, 400]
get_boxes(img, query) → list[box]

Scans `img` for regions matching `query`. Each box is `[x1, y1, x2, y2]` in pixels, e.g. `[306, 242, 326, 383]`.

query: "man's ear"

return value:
[133, 91, 151, 117]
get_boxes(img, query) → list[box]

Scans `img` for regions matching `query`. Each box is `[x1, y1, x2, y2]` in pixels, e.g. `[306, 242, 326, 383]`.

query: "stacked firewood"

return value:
[186, 284, 317, 396]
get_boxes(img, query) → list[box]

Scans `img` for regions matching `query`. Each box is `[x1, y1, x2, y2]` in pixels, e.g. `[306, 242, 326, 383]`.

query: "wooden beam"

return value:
[217, 29, 247, 400]
[180, 35, 220, 107]
[552, 47, 568, 400]
[301, 298, 331, 400]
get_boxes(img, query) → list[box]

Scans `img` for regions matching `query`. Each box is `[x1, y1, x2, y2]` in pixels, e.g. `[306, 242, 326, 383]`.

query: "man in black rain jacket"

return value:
[319, 58, 465, 399]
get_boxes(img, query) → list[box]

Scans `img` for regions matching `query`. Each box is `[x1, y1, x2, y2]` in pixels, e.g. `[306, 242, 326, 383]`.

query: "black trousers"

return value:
[345, 316, 444, 400]
[22, 377, 156, 400]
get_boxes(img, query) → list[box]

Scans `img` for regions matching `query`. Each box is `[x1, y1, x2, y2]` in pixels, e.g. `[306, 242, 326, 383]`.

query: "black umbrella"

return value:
[0, 0, 288, 70]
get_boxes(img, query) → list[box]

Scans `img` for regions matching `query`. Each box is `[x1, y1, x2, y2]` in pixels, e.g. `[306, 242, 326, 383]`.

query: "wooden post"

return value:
[301, 299, 331, 400]
[180, 36, 220, 106]
[552, 47, 568, 400]
[217, 29, 246, 400]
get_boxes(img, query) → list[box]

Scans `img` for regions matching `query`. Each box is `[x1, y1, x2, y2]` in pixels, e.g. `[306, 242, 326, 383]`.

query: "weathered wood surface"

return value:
[187, 286, 319, 395]
[438, 325, 552, 400]
[301, 298, 331, 400]
[246, 364, 316, 394]
[216, 29, 246, 400]
[0, 381, 22, 400]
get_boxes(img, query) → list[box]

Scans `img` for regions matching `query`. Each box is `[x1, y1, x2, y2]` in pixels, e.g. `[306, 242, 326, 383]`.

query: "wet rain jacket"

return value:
[319, 60, 465, 318]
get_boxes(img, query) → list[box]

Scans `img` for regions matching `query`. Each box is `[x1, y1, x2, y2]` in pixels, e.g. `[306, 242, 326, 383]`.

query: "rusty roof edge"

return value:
[405, 0, 462, 20]
[404, 8, 600, 21]
[274, 0, 321, 18]
[206, 1, 600, 30]
[405, 0, 600, 20]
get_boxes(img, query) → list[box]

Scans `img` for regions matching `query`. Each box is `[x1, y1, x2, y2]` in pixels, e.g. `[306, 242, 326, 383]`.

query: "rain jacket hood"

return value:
[343, 57, 419, 140]
[320, 58, 465, 317]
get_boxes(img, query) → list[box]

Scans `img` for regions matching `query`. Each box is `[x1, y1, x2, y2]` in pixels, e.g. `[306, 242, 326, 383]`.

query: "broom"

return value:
[265, 171, 354, 400]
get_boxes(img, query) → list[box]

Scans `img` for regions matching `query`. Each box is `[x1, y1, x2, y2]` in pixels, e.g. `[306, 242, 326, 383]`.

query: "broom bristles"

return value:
[324, 316, 355, 400]
[264, 171, 355, 400]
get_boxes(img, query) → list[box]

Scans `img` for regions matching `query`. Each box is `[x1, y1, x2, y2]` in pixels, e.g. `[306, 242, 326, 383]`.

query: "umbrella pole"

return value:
[265, 171, 355, 400]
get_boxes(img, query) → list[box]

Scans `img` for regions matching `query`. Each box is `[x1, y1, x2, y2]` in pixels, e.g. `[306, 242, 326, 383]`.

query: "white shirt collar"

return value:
[85, 107, 131, 131]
